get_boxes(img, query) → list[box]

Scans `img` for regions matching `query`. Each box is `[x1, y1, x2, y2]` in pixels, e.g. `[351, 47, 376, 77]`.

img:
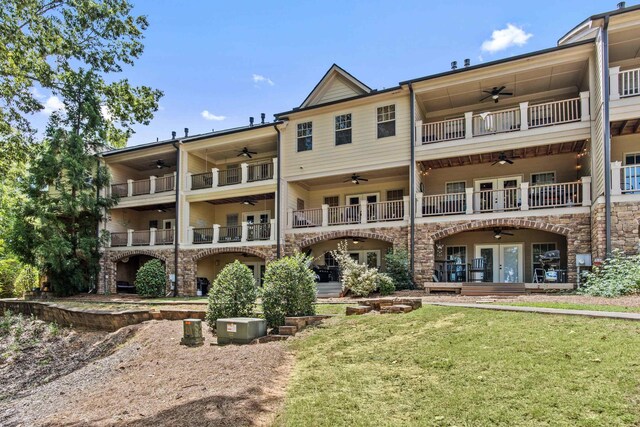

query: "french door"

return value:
[475, 244, 523, 283]
[474, 177, 521, 212]
[243, 212, 270, 240]
[346, 193, 379, 222]
[243, 262, 266, 286]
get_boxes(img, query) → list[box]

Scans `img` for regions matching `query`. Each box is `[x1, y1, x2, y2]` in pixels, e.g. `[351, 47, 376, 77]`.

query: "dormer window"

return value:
[377, 105, 396, 138]
[335, 114, 352, 145]
[297, 122, 313, 152]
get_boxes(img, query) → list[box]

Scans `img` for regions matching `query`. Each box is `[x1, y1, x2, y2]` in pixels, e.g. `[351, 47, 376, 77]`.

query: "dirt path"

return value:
[1, 321, 292, 427]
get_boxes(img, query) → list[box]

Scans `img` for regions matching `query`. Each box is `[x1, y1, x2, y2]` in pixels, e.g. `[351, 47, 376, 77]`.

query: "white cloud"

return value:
[42, 96, 65, 115]
[252, 74, 274, 86]
[201, 110, 226, 121]
[481, 24, 532, 53]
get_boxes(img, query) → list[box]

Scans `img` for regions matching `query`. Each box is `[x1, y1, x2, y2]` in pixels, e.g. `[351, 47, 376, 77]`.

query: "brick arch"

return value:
[191, 246, 269, 262]
[110, 250, 170, 264]
[431, 218, 572, 242]
[298, 230, 397, 250]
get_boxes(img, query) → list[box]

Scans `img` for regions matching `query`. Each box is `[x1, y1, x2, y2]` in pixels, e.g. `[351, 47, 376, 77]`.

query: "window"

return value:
[297, 122, 313, 152]
[386, 189, 403, 201]
[335, 114, 352, 145]
[446, 181, 465, 194]
[531, 172, 555, 186]
[226, 214, 239, 226]
[446, 246, 466, 263]
[532, 243, 557, 272]
[149, 220, 158, 229]
[296, 198, 305, 211]
[377, 105, 396, 138]
[446, 246, 466, 283]
[324, 252, 338, 267]
[323, 196, 339, 207]
[624, 153, 640, 192]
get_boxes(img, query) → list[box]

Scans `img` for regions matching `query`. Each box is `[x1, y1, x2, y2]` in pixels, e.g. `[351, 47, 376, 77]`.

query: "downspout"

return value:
[274, 124, 282, 258]
[602, 16, 612, 257]
[172, 140, 182, 297]
[409, 84, 416, 279]
[93, 155, 102, 294]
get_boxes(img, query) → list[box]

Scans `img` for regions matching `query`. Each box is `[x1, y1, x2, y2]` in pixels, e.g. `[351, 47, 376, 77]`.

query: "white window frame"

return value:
[345, 192, 380, 205]
[376, 104, 396, 139]
[530, 171, 556, 186]
[335, 113, 352, 146]
[445, 180, 466, 194]
[242, 211, 271, 223]
[445, 245, 467, 263]
[296, 121, 313, 152]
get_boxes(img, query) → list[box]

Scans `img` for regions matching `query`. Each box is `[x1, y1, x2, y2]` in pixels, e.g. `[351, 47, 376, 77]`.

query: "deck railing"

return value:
[422, 193, 466, 216]
[473, 188, 520, 213]
[622, 165, 640, 193]
[367, 200, 404, 222]
[422, 117, 465, 144]
[131, 179, 151, 196]
[218, 225, 242, 243]
[248, 162, 274, 182]
[155, 175, 175, 193]
[620, 68, 640, 98]
[111, 183, 128, 197]
[528, 98, 580, 128]
[472, 108, 521, 136]
[328, 205, 361, 226]
[529, 181, 582, 209]
[155, 229, 174, 245]
[191, 172, 213, 190]
[247, 223, 271, 241]
[292, 208, 323, 228]
[219, 168, 241, 186]
[111, 175, 176, 198]
[193, 227, 214, 244]
[131, 230, 150, 246]
[110, 232, 128, 247]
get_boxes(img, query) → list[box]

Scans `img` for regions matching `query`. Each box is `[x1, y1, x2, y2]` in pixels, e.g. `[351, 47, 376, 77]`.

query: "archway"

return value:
[114, 254, 167, 294]
[195, 249, 267, 295]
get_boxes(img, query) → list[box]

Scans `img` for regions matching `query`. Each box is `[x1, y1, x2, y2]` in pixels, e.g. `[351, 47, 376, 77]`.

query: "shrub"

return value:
[205, 261, 258, 330]
[331, 241, 396, 297]
[578, 250, 640, 297]
[0, 258, 22, 298]
[13, 265, 39, 297]
[134, 259, 166, 298]
[378, 273, 396, 296]
[385, 248, 413, 290]
[262, 253, 317, 328]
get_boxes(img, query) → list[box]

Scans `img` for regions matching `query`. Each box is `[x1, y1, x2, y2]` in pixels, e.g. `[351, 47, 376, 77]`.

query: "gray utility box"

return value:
[216, 317, 267, 345]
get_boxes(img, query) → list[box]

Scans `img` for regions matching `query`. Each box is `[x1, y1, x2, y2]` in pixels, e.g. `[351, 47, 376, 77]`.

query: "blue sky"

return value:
[33, 1, 632, 145]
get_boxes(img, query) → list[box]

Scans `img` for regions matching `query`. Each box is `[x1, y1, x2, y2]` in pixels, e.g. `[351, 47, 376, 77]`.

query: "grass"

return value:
[314, 303, 347, 316]
[497, 302, 640, 313]
[278, 306, 640, 426]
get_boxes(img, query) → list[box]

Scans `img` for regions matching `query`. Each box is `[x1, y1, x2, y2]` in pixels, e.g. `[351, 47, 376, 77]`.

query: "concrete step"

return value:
[316, 281, 342, 298]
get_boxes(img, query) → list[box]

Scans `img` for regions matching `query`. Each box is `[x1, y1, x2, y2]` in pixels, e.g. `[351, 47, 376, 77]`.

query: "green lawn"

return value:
[278, 306, 640, 426]
[498, 302, 640, 313]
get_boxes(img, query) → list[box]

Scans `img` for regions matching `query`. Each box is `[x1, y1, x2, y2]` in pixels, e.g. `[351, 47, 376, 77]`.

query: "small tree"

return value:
[13, 265, 40, 297]
[206, 261, 258, 330]
[134, 259, 166, 298]
[385, 248, 414, 290]
[378, 273, 396, 296]
[579, 250, 640, 297]
[262, 253, 317, 329]
[331, 241, 395, 297]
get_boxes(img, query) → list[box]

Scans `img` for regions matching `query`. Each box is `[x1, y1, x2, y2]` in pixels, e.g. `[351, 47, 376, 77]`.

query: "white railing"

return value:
[473, 188, 520, 213]
[367, 201, 404, 222]
[528, 98, 580, 128]
[529, 182, 582, 208]
[110, 232, 128, 247]
[620, 68, 640, 98]
[422, 193, 466, 216]
[622, 165, 640, 193]
[155, 175, 175, 193]
[472, 108, 520, 136]
[131, 179, 151, 196]
[292, 208, 323, 228]
[219, 168, 241, 186]
[422, 117, 465, 143]
[191, 172, 213, 190]
[247, 162, 274, 182]
[131, 230, 150, 246]
[328, 205, 361, 226]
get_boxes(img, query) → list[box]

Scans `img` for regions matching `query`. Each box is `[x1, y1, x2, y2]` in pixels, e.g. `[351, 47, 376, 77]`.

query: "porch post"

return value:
[520, 182, 529, 211]
[465, 188, 474, 214]
[241, 221, 248, 242]
[127, 179, 133, 197]
[519, 102, 529, 131]
[611, 161, 622, 195]
[211, 168, 219, 188]
[269, 219, 276, 240]
[415, 192, 423, 218]
[415, 120, 423, 146]
[287, 208, 294, 228]
[360, 199, 368, 224]
[580, 91, 590, 121]
[240, 163, 248, 184]
[609, 66, 620, 101]
[185, 173, 192, 191]
[464, 112, 473, 139]
[321, 204, 329, 227]
[581, 176, 592, 206]
[187, 226, 194, 244]
[127, 229, 133, 247]
[149, 175, 157, 194]
[212, 224, 220, 243]
[271, 158, 278, 180]
[403, 195, 411, 221]
[149, 227, 157, 246]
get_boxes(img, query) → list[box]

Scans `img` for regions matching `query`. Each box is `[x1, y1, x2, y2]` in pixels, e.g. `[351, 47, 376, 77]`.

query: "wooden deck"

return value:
[424, 282, 576, 296]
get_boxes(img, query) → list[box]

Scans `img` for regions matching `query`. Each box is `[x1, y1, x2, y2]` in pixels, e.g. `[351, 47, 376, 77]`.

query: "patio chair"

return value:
[468, 258, 485, 283]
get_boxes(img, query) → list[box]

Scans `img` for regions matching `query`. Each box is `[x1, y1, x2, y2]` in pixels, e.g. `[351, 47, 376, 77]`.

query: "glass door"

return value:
[476, 245, 499, 282]
[475, 244, 523, 283]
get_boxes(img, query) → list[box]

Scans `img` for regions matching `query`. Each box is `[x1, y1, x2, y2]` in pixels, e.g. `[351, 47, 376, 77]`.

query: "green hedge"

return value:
[134, 259, 166, 298]
[205, 261, 258, 330]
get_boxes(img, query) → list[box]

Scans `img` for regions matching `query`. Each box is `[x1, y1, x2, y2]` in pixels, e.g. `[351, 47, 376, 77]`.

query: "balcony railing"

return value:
[247, 223, 271, 241]
[189, 219, 276, 244]
[611, 162, 640, 194]
[416, 179, 590, 218]
[189, 159, 276, 190]
[131, 230, 150, 246]
[328, 205, 360, 226]
[111, 174, 176, 198]
[108, 228, 174, 247]
[219, 168, 241, 186]
[248, 162, 274, 182]
[290, 199, 409, 229]
[292, 208, 323, 228]
[155, 229, 174, 245]
[110, 232, 128, 247]
[418, 94, 589, 145]
[218, 225, 242, 243]
[192, 227, 214, 244]
[367, 200, 405, 223]
[191, 172, 213, 190]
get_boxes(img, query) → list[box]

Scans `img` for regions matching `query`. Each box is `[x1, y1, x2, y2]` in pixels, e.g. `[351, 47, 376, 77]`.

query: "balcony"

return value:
[418, 95, 589, 145]
[189, 220, 275, 245]
[611, 162, 640, 195]
[111, 174, 176, 198]
[611, 66, 640, 100]
[290, 200, 408, 229]
[418, 179, 591, 218]
[109, 228, 175, 247]
[188, 159, 276, 191]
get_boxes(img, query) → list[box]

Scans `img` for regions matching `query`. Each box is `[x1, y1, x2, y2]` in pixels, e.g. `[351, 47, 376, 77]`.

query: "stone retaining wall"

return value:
[592, 200, 640, 260]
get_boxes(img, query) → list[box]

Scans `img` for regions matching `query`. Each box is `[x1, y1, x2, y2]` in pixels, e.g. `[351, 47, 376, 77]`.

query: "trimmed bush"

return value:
[331, 241, 397, 297]
[378, 273, 396, 296]
[262, 253, 317, 328]
[578, 250, 640, 297]
[385, 248, 413, 290]
[206, 261, 258, 330]
[134, 259, 166, 298]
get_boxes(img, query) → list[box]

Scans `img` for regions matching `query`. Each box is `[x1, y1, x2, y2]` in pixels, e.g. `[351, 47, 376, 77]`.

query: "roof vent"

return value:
[451, 61, 458, 70]
[249, 117, 254, 126]
[184, 128, 189, 137]
[260, 113, 265, 124]
[171, 131, 176, 139]
[617, 1, 626, 8]
[464, 58, 471, 67]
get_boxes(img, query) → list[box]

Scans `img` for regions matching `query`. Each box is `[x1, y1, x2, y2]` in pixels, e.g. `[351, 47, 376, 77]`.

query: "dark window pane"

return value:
[336, 129, 352, 145]
[297, 136, 312, 152]
[377, 121, 395, 138]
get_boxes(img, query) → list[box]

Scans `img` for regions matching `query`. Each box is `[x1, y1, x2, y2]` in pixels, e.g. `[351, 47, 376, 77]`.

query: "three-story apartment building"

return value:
[97, 4, 640, 296]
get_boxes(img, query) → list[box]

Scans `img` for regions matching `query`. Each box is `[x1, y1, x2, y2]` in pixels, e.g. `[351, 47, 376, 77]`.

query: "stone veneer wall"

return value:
[284, 226, 409, 255]
[413, 214, 592, 287]
[591, 200, 640, 261]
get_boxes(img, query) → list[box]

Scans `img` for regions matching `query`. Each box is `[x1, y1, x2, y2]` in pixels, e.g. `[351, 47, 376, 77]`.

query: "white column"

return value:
[240, 163, 248, 184]
[185, 172, 192, 191]
[269, 219, 276, 240]
[212, 224, 220, 243]
[464, 112, 473, 139]
[465, 188, 474, 214]
[149, 176, 157, 194]
[581, 176, 592, 206]
[127, 229, 133, 247]
[241, 221, 248, 242]
[149, 227, 157, 246]
[287, 208, 294, 228]
[415, 120, 423, 146]
[611, 161, 622, 196]
[360, 199, 368, 224]
[173, 171, 177, 191]
[187, 226, 194, 244]
[211, 168, 219, 188]
[415, 192, 423, 218]
[321, 204, 329, 227]
[127, 179, 133, 197]
[520, 182, 529, 211]
[181, 198, 190, 244]
[403, 195, 411, 221]
[580, 91, 591, 121]
[519, 102, 529, 131]
[271, 158, 278, 180]
[610, 66, 620, 101]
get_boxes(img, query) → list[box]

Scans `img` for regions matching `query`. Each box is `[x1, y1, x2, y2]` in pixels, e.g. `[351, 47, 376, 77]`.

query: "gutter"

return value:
[602, 16, 612, 257]
[274, 123, 282, 258]
[172, 140, 182, 297]
[409, 83, 416, 280]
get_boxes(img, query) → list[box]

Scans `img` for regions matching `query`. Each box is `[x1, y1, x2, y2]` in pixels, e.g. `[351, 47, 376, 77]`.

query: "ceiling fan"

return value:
[493, 228, 514, 240]
[491, 152, 514, 166]
[344, 174, 368, 185]
[332, 236, 367, 244]
[240, 198, 256, 206]
[480, 86, 513, 103]
[151, 159, 170, 169]
[237, 147, 257, 158]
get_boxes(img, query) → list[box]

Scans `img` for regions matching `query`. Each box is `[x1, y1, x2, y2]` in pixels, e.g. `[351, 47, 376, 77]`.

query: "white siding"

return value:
[590, 34, 605, 200]
[315, 77, 361, 105]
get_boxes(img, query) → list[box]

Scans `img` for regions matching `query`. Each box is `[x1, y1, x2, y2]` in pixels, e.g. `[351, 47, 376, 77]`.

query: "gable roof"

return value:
[299, 64, 372, 108]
